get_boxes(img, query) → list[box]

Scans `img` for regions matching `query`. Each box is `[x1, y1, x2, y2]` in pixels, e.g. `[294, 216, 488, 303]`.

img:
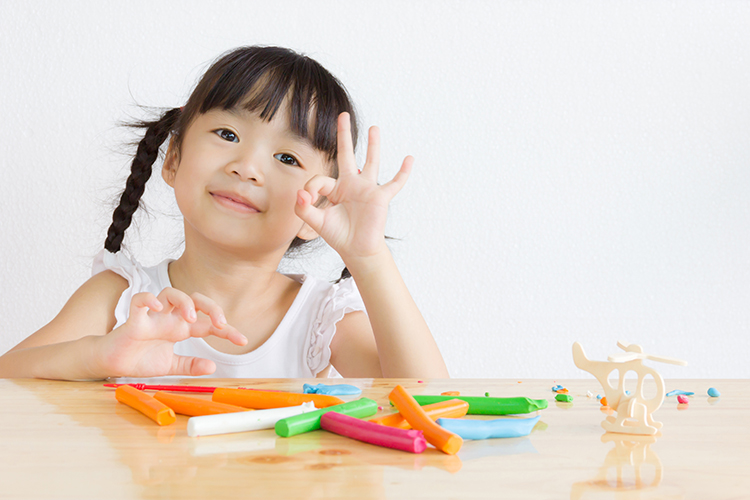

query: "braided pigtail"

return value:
[336, 267, 352, 283]
[104, 108, 182, 253]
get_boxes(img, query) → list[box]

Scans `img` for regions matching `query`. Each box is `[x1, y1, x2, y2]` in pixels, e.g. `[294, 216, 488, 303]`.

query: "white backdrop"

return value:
[1, 1, 748, 379]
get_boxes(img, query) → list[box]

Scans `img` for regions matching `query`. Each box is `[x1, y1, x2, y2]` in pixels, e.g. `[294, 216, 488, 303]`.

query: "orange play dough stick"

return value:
[213, 388, 344, 409]
[153, 392, 252, 416]
[388, 385, 463, 455]
[116, 385, 176, 426]
[369, 398, 469, 429]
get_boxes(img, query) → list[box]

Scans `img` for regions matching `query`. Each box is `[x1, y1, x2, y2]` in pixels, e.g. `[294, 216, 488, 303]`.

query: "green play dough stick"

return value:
[404, 396, 548, 415]
[555, 393, 573, 402]
[275, 398, 378, 437]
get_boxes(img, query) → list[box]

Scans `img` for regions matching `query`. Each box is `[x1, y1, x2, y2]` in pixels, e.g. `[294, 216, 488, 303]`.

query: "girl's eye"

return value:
[274, 153, 300, 167]
[214, 129, 239, 143]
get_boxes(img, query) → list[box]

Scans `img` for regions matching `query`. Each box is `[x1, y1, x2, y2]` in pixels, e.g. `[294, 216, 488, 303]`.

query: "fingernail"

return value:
[219, 314, 227, 326]
[189, 310, 196, 321]
[297, 192, 305, 205]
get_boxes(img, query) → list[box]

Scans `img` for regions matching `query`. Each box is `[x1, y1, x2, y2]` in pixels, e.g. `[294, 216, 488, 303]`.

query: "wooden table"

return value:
[0, 378, 747, 499]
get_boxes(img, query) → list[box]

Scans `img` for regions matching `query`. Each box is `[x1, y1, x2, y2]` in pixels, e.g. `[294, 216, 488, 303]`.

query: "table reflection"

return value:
[570, 432, 684, 500]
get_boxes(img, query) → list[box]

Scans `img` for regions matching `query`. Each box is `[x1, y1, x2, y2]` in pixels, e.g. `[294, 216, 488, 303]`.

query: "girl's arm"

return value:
[0, 271, 247, 380]
[296, 113, 449, 378]
[0, 270, 131, 379]
[332, 251, 449, 378]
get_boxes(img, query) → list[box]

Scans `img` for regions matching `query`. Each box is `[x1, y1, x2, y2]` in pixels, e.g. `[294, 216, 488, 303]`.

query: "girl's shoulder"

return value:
[92, 249, 170, 294]
[92, 249, 171, 331]
[284, 273, 364, 316]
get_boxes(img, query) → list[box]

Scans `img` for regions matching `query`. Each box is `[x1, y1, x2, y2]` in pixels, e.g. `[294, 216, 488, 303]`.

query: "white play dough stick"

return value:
[187, 401, 317, 437]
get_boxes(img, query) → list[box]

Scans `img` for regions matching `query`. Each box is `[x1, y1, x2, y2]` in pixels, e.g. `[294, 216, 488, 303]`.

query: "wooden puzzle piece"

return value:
[572, 341, 686, 436]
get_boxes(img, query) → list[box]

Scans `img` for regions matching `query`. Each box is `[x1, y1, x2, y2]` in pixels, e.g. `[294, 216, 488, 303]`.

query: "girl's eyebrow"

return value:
[282, 128, 317, 152]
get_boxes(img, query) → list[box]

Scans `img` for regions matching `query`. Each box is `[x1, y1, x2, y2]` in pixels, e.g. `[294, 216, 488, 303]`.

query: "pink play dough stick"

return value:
[320, 411, 427, 453]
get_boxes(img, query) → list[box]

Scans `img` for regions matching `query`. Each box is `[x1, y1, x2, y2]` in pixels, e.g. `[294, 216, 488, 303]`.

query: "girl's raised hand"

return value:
[95, 288, 247, 378]
[295, 112, 413, 263]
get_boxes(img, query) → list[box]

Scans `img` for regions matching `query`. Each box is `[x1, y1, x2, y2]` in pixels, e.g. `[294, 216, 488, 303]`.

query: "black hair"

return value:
[105, 46, 358, 281]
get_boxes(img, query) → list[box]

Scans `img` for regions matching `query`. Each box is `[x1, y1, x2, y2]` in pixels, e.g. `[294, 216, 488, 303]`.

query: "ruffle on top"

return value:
[306, 277, 367, 376]
[91, 249, 153, 330]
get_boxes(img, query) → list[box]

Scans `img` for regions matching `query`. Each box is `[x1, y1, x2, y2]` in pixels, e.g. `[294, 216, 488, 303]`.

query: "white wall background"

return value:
[1, 1, 748, 379]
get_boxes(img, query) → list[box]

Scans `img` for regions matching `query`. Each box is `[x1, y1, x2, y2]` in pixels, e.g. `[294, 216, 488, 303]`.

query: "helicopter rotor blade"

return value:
[642, 354, 688, 366]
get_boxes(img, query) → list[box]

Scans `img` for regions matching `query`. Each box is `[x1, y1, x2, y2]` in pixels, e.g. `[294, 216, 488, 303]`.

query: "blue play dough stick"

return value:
[302, 383, 362, 396]
[437, 415, 540, 440]
[666, 390, 695, 397]
[707, 387, 720, 397]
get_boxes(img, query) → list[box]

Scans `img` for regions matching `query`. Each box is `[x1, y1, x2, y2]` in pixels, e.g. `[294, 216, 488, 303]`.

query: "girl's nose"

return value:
[227, 152, 265, 185]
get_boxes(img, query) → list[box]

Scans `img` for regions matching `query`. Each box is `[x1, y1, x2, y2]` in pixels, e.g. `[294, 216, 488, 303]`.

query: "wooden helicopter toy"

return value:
[572, 341, 687, 435]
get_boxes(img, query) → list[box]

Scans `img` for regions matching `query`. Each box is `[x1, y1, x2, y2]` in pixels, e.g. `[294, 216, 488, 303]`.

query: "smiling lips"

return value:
[210, 191, 260, 213]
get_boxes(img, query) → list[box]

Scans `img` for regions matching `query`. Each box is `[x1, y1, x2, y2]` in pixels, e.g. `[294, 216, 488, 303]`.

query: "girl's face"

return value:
[162, 105, 331, 259]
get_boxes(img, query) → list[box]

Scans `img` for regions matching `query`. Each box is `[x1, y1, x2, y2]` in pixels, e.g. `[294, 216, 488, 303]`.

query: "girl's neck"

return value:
[167, 246, 293, 319]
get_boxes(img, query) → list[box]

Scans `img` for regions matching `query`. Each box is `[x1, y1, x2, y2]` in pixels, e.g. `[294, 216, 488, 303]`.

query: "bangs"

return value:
[190, 46, 356, 163]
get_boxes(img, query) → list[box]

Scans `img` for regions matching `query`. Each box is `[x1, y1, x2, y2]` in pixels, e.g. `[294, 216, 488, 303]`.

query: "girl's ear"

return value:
[162, 136, 178, 187]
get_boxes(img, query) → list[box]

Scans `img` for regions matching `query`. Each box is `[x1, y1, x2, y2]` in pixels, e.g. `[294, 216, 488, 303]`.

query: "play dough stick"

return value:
[408, 395, 548, 415]
[213, 387, 344, 409]
[153, 392, 250, 417]
[116, 385, 176, 426]
[369, 399, 469, 429]
[275, 398, 378, 437]
[321, 412, 427, 453]
[187, 402, 317, 437]
[389, 385, 463, 455]
[436, 415, 540, 440]
[104, 383, 281, 393]
[105, 383, 219, 393]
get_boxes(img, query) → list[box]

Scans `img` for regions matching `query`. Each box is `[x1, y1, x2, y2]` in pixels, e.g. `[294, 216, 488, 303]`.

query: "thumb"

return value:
[170, 355, 216, 376]
[295, 189, 326, 234]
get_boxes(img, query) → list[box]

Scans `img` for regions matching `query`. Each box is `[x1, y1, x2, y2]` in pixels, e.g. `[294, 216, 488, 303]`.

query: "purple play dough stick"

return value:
[320, 411, 427, 453]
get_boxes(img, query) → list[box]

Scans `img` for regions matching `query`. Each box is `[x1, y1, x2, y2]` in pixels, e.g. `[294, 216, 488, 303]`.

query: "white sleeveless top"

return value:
[92, 250, 366, 378]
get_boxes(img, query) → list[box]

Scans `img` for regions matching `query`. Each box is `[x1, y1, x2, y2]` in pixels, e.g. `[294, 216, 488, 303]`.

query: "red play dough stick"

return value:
[389, 385, 463, 455]
[105, 383, 218, 393]
[321, 412, 427, 453]
[103, 383, 281, 393]
[369, 398, 469, 429]
[213, 387, 344, 409]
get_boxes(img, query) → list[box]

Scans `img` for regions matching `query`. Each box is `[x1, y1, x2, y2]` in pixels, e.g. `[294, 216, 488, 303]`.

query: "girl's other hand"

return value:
[295, 112, 412, 263]
[95, 288, 247, 378]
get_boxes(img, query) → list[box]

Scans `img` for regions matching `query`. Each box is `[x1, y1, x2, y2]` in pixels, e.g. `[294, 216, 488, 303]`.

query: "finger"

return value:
[361, 125, 380, 181]
[336, 112, 358, 175]
[189, 292, 229, 329]
[295, 189, 326, 236]
[381, 155, 414, 200]
[129, 292, 163, 317]
[301, 174, 336, 206]
[188, 321, 248, 346]
[169, 355, 216, 376]
[156, 287, 196, 323]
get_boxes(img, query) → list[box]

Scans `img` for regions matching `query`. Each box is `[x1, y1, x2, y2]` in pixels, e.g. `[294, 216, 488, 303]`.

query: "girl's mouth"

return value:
[210, 192, 260, 213]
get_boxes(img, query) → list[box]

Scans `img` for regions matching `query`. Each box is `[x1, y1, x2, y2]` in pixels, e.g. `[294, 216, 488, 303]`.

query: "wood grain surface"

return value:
[0, 378, 746, 499]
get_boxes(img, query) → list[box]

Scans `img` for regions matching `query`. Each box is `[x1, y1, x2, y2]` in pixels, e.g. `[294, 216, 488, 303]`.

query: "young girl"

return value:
[0, 46, 448, 380]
